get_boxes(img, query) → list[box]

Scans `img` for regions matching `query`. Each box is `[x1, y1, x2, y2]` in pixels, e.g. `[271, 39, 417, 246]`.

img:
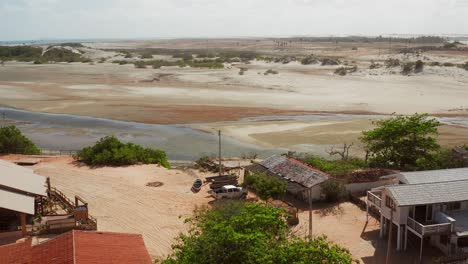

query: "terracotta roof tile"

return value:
[0, 231, 152, 264]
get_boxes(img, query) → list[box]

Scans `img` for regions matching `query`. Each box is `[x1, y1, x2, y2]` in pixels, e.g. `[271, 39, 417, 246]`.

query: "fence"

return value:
[1, 148, 78, 156]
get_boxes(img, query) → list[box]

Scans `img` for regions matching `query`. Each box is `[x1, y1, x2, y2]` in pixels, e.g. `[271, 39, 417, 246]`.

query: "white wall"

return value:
[345, 179, 395, 194]
[380, 189, 411, 225]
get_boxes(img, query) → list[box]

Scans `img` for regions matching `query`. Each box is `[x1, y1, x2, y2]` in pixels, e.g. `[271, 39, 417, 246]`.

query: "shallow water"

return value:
[0, 107, 277, 160]
[1, 107, 466, 160]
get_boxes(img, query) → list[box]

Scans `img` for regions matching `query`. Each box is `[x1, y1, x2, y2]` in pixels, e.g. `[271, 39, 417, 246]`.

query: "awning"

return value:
[0, 189, 35, 215]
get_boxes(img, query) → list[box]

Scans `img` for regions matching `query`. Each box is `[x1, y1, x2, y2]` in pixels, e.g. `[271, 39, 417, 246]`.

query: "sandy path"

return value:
[30, 157, 211, 258]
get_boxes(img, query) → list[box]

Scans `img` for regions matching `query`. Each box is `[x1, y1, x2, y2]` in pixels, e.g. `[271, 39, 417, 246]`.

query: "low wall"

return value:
[0, 231, 22, 245]
[345, 179, 395, 194]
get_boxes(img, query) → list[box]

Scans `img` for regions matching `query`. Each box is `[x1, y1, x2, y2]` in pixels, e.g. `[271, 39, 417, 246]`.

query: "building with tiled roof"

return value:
[0, 230, 153, 264]
[245, 155, 329, 201]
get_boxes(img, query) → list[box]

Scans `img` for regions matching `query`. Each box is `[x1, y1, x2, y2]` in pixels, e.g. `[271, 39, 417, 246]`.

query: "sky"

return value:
[1, 0, 468, 41]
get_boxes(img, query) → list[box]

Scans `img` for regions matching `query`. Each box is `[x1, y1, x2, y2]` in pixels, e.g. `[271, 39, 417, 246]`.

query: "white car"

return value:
[209, 185, 247, 200]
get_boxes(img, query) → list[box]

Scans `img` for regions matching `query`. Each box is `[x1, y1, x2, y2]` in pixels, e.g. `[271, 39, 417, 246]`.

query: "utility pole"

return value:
[386, 207, 394, 264]
[308, 188, 313, 241]
[218, 130, 222, 177]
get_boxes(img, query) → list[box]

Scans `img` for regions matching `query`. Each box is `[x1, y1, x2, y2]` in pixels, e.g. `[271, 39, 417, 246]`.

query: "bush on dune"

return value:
[0, 126, 40, 155]
[76, 136, 170, 168]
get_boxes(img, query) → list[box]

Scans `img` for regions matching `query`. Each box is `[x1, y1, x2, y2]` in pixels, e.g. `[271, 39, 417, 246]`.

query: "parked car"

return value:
[209, 185, 247, 200]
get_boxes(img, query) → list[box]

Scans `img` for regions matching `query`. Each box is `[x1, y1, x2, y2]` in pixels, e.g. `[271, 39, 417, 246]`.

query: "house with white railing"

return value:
[367, 168, 468, 259]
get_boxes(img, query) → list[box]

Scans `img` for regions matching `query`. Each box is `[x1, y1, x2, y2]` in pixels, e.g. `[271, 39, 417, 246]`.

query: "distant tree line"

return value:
[0, 45, 90, 64]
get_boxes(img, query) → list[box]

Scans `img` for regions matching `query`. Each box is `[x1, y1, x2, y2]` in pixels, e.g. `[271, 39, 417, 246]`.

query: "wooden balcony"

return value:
[407, 216, 452, 236]
[367, 191, 382, 208]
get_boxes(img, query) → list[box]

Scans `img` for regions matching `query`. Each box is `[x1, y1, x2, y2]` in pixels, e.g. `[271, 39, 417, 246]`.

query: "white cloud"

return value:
[1, 0, 467, 40]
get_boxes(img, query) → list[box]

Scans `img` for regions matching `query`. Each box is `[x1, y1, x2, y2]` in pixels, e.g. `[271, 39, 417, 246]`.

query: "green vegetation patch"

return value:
[42, 47, 86, 63]
[76, 136, 170, 168]
[128, 59, 224, 69]
[361, 113, 441, 170]
[243, 172, 287, 200]
[0, 125, 40, 155]
[299, 154, 367, 177]
[161, 201, 354, 264]
[0, 46, 43, 62]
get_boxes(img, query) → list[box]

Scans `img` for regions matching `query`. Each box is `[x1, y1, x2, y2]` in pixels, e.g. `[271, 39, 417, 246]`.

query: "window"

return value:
[440, 235, 449, 245]
[447, 202, 461, 211]
[385, 196, 396, 211]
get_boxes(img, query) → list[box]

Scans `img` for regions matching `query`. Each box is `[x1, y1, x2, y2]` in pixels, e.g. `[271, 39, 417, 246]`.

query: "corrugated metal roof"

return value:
[399, 168, 468, 184]
[0, 189, 35, 214]
[259, 155, 329, 188]
[387, 180, 468, 206]
[245, 163, 308, 193]
[0, 159, 47, 196]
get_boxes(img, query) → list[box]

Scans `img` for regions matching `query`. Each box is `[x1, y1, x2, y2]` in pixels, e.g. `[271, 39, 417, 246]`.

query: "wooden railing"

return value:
[367, 191, 382, 208]
[407, 216, 452, 236]
[49, 187, 75, 212]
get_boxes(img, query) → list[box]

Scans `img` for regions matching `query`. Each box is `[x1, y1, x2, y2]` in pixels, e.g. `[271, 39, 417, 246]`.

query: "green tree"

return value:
[75, 136, 170, 168]
[244, 172, 287, 200]
[361, 113, 441, 170]
[0, 126, 40, 154]
[162, 201, 355, 264]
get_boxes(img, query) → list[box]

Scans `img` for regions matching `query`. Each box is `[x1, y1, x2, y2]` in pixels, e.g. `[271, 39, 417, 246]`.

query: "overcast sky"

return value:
[1, 0, 468, 41]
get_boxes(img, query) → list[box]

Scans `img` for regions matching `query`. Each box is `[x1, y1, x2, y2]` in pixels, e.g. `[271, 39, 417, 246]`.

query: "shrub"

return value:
[301, 55, 319, 65]
[459, 61, 468, 71]
[321, 58, 340, 66]
[134, 61, 147, 68]
[416, 148, 465, 170]
[384, 58, 400, 68]
[75, 136, 170, 168]
[369, 61, 381, 69]
[430, 61, 441, 66]
[238, 67, 248, 75]
[0, 46, 43, 61]
[43, 47, 86, 63]
[33, 57, 47, 64]
[299, 154, 366, 176]
[321, 180, 345, 202]
[414, 60, 424, 73]
[0, 126, 40, 154]
[244, 172, 286, 200]
[443, 42, 457, 49]
[401, 62, 415, 75]
[334, 67, 347, 76]
[443, 62, 455, 67]
[264, 69, 278, 75]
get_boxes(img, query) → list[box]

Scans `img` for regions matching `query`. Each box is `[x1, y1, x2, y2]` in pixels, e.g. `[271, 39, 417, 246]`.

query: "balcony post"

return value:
[380, 214, 384, 238]
[397, 224, 402, 251]
[366, 199, 369, 222]
[404, 226, 408, 251]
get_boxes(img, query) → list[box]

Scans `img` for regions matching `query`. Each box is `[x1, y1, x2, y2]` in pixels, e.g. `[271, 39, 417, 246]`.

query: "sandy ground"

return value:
[193, 118, 468, 155]
[0, 40, 467, 126]
[19, 156, 212, 258]
[0, 155, 446, 262]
